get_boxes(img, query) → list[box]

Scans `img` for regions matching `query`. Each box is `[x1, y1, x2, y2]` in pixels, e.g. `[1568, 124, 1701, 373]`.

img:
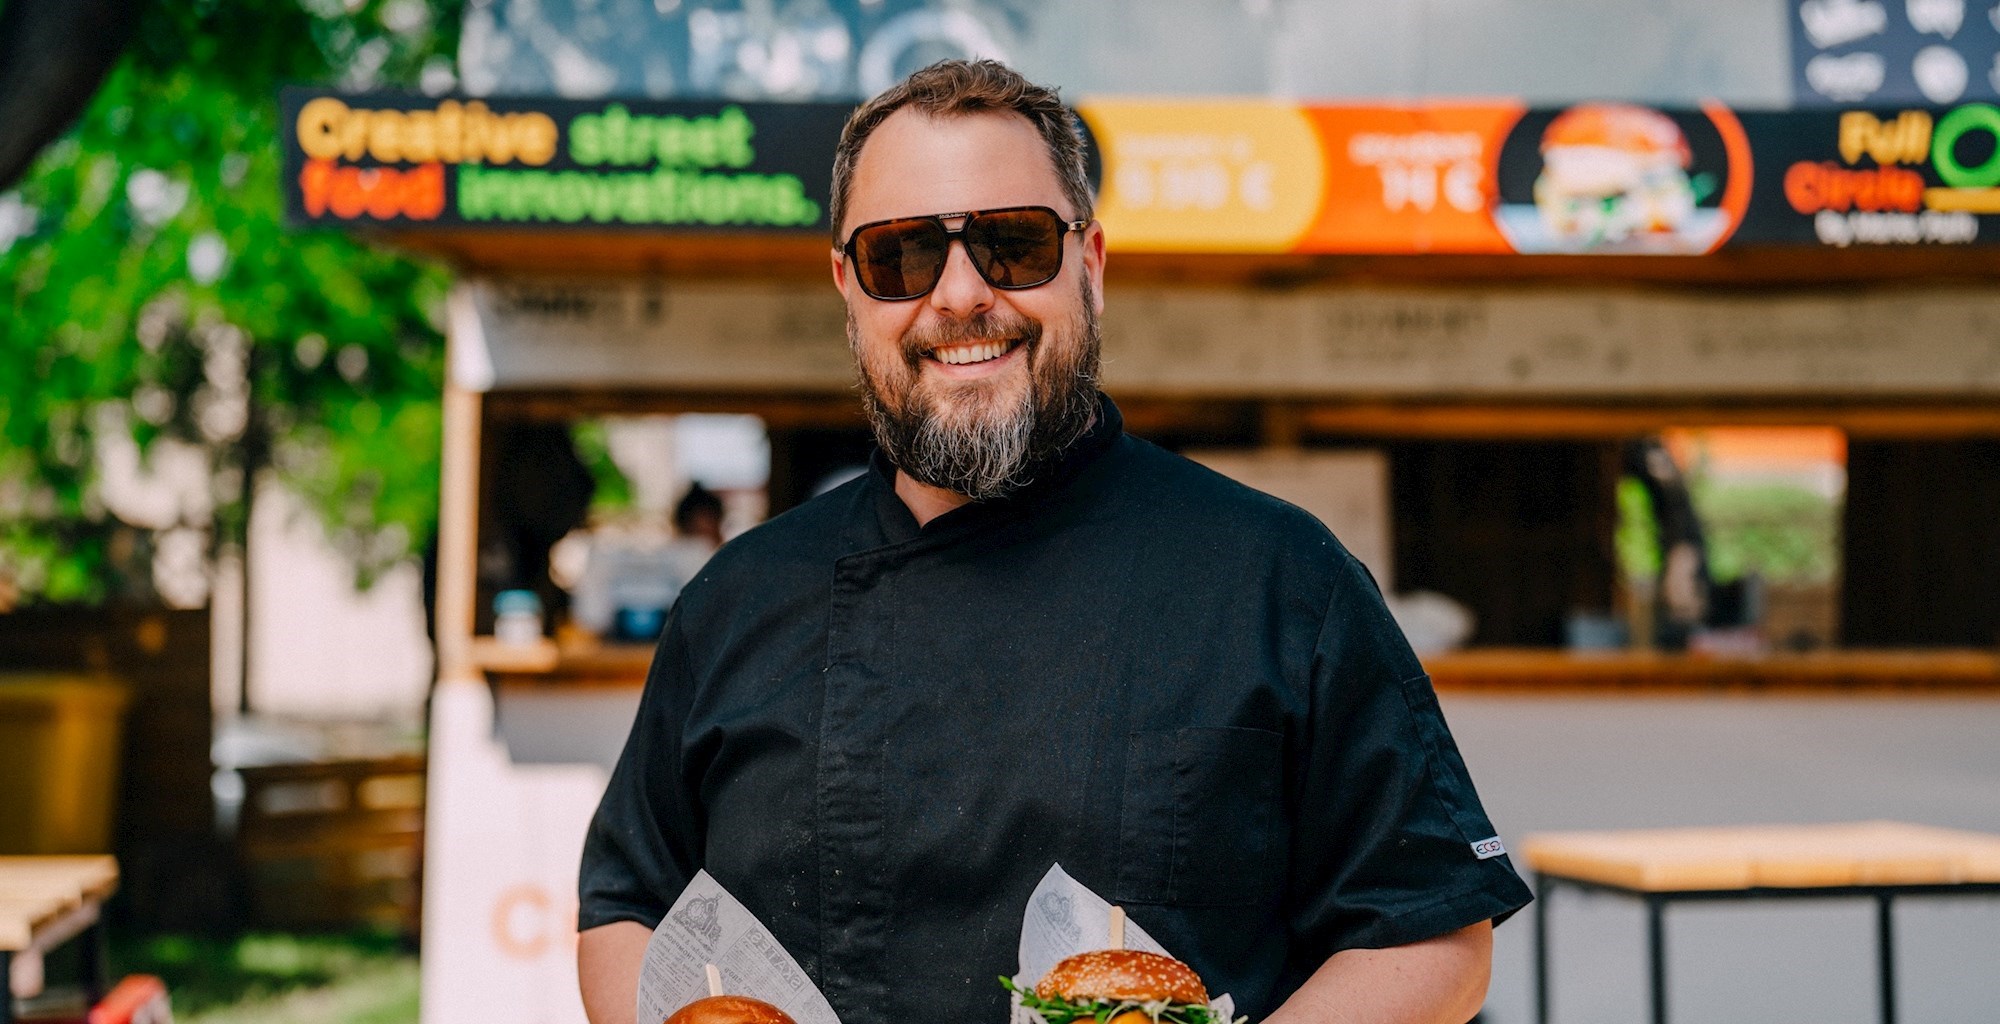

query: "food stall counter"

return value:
[475, 640, 2000, 693]
[1425, 647, 2000, 693]
[474, 635, 658, 690]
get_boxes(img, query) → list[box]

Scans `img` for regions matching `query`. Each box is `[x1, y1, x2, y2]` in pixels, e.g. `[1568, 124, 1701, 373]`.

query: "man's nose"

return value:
[926, 237, 995, 318]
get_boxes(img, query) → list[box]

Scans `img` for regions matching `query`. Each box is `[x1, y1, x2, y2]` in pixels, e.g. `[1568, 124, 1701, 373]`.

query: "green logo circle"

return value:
[1932, 103, 2000, 189]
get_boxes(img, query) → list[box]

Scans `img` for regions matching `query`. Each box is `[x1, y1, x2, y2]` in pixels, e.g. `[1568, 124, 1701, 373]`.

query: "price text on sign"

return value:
[1081, 100, 1323, 252]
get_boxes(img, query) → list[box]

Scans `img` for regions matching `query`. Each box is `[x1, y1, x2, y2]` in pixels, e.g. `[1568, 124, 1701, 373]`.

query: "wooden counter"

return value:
[1424, 647, 2000, 693]
[474, 636, 657, 689]
[477, 638, 2000, 693]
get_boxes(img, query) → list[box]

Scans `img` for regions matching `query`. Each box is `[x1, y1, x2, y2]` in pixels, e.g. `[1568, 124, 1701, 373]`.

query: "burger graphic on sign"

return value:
[1535, 104, 1697, 245]
[1493, 101, 1747, 254]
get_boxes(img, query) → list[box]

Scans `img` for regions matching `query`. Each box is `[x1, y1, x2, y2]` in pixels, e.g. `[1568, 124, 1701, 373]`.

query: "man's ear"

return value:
[830, 246, 849, 294]
[1081, 220, 1107, 316]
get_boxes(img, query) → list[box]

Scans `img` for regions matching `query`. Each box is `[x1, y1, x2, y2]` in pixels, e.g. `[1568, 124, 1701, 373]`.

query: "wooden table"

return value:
[0, 856, 119, 1024]
[1521, 822, 2000, 1024]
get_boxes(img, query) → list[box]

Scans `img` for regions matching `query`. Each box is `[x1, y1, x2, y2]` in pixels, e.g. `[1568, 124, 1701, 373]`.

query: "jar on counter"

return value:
[493, 589, 545, 646]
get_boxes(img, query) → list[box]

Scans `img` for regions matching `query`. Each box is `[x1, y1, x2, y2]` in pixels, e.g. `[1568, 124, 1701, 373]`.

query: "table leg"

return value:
[1876, 893, 1897, 1024]
[81, 919, 107, 1006]
[1533, 873, 1551, 1024]
[1, 949, 12, 1024]
[1646, 894, 1668, 1024]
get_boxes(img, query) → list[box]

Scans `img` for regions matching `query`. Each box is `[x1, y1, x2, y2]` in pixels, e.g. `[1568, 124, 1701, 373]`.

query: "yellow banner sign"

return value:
[1080, 100, 1324, 252]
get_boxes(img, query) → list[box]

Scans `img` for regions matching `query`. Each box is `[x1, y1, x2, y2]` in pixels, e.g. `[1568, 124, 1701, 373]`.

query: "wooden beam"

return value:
[479, 389, 2000, 440]
[372, 229, 834, 281]
[434, 318, 484, 684]
[369, 226, 2000, 288]
[1299, 401, 2000, 440]
[1104, 246, 2000, 288]
[483, 389, 867, 429]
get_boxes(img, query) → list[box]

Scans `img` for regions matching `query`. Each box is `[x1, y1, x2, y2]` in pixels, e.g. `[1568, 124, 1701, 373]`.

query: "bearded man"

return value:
[577, 60, 1530, 1024]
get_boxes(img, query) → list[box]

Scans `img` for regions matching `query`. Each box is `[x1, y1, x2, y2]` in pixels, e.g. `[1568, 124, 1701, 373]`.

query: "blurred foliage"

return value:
[0, 0, 461, 604]
[571, 419, 635, 517]
[1614, 476, 1661, 583]
[1692, 478, 1842, 584]
[1617, 465, 1841, 586]
[111, 929, 415, 1023]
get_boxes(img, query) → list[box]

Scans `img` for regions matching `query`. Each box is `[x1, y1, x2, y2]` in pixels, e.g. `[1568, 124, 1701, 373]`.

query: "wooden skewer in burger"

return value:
[1004, 907, 1235, 1024]
[664, 963, 796, 1024]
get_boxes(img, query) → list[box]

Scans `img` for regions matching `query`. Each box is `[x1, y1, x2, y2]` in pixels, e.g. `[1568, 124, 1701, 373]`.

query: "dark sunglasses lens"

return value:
[852, 219, 947, 299]
[964, 209, 1065, 289]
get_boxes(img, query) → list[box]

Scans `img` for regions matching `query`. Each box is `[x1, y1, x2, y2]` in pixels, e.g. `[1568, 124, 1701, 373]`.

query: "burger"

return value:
[1002, 950, 1223, 1024]
[663, 995, 796, 1024]
[1532, 103, 1699, 248]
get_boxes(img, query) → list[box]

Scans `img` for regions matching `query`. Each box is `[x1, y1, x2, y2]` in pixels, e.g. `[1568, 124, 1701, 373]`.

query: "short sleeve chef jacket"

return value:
[580, 394, 1531, 1021]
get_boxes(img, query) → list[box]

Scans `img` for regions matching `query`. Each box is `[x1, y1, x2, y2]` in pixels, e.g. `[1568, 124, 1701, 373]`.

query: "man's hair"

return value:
[828, 59, 1093, 243]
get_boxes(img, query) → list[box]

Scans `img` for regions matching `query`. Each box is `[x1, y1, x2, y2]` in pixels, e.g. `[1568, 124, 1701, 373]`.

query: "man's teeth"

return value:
[933, 340, 1010, 365]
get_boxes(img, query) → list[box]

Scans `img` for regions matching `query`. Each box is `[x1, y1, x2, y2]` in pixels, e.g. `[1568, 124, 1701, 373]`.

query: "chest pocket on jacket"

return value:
[1115, 726, 1285, 907]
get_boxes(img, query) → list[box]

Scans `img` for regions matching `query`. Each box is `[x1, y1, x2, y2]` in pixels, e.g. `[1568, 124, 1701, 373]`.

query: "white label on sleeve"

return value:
[1471, 836, 1507, 860]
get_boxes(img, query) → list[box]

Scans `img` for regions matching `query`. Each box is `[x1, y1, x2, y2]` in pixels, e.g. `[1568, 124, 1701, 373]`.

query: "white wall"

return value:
[211, 481, 432, 720]
[95, 425, 431, 721]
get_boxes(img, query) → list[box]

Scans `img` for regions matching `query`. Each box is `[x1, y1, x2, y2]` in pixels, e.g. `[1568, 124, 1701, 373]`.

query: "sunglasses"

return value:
[840, 205, 1089, 301]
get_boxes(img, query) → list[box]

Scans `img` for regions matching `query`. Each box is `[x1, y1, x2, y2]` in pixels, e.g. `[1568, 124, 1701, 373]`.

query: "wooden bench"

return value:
[236, 755, 426, 935]
[1522, 822, 2000, 1024]
[0, 856, 119, 1024]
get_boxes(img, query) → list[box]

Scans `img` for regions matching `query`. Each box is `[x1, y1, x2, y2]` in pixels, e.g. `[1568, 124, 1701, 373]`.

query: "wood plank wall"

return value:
[1843, 441, 2000, 648]
[0, 608, 225, 928]
[1387, 440, 1621, 646]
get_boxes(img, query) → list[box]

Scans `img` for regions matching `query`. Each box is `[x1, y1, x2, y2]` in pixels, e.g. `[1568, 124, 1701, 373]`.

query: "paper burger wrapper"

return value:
[1008, 863, 1239, 1024]
[636, 870, 842, 1024]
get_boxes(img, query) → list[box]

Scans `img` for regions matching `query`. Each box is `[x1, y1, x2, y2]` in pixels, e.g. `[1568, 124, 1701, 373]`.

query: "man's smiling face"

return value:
[832, 107, 1106, 500]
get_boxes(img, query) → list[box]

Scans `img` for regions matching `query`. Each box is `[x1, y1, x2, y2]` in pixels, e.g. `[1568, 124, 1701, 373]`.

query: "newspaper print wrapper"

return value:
[636, 870, 842, 1024]
[1008, 864, 1238, 1024]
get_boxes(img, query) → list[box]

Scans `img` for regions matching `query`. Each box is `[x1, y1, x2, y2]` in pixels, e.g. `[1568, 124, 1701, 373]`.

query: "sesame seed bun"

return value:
[1034, 949, 1209, 1006]
[1541, 103, 1691, 166]
[663, 995, 796, 1024]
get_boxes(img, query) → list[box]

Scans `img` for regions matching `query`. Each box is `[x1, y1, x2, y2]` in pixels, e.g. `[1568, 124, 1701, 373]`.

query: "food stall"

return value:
[282, 88, 2000, 1022]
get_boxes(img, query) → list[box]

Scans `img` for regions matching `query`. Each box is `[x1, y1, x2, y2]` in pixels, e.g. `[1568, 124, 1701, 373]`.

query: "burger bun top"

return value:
[1034, 950, 1208, 1006]
[1540, 103, 1691, 166]
[664, 995, 796, 1024]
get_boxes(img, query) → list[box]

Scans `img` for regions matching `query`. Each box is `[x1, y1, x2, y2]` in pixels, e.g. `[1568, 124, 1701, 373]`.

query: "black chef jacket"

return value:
[580, 394, 1531, 1022]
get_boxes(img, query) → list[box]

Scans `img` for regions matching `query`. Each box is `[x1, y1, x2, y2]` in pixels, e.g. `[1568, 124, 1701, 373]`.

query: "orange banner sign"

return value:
[1298, 103, 1524, 254]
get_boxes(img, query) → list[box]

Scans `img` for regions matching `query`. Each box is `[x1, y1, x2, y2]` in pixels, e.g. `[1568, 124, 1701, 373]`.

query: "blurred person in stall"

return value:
[578, 59, 1528, 1024]
[666, 481, 725, 572]
[423, 422, 594, 642]
[1624, 437, 1713, 650]
[568, 483, 725, 645]
[672, 482, 725, 547]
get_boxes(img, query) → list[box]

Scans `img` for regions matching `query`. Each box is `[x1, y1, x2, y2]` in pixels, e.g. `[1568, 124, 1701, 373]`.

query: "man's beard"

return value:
[850, 281, 1102, 502]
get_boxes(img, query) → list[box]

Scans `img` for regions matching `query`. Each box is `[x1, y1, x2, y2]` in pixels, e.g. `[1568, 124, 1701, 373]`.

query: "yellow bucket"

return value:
[0, 674, 131, 854]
